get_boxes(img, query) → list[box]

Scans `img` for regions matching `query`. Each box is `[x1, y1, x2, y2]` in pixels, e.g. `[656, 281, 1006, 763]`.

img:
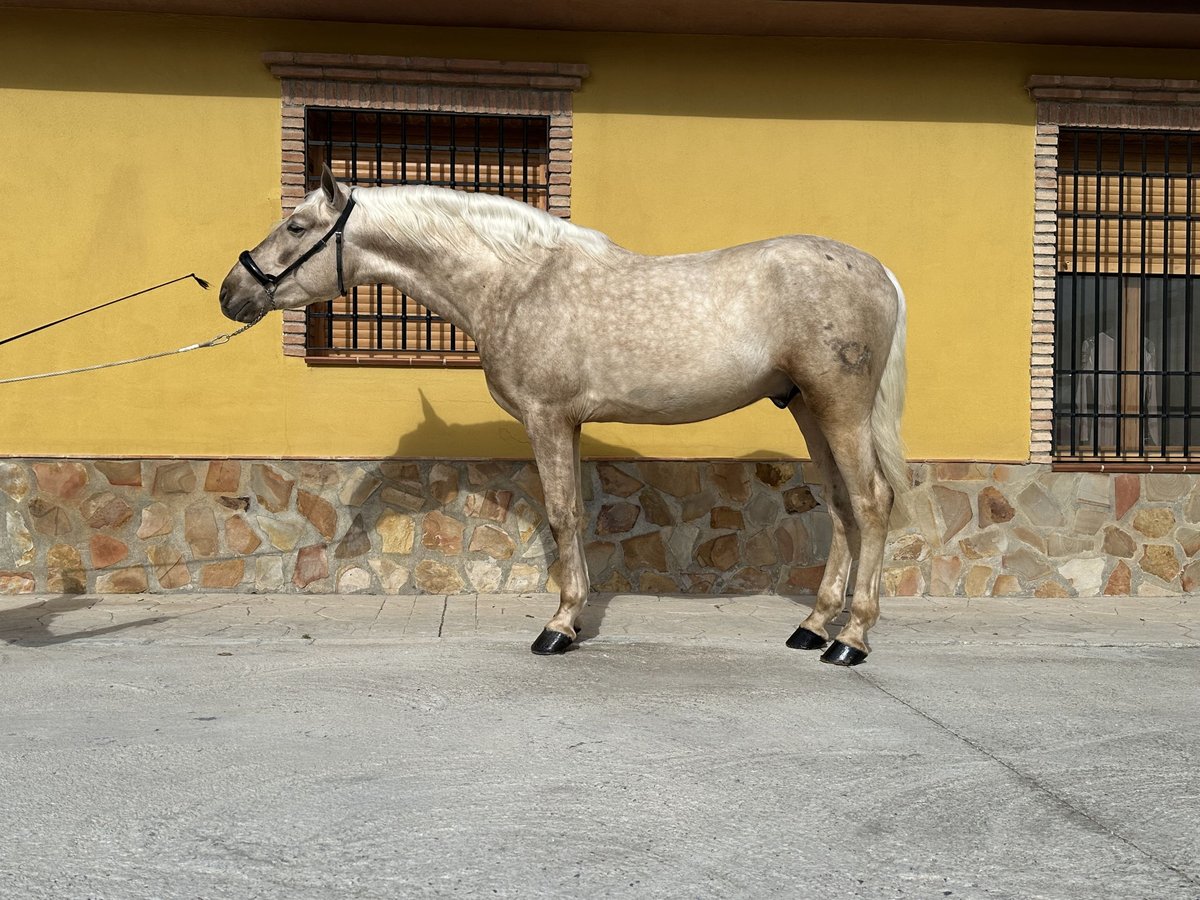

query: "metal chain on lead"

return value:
[0, 318, 262, 385]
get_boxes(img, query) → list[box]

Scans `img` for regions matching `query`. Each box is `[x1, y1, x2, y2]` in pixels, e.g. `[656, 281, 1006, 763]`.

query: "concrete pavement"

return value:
[1, 592, 1197, 899]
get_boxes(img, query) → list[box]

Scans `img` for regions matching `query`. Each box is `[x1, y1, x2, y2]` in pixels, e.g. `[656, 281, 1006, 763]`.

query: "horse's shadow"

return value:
[0, 595, 169, 647]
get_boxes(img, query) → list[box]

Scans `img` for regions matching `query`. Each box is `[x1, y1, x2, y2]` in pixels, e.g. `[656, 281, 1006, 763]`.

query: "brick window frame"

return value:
[1027, 75, 1200, 470]
[263, 52, 589, 364]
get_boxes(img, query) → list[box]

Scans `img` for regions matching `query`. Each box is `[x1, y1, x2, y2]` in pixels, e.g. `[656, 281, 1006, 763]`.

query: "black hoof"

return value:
[530, 628, 573, 656]
[785, 626, 828, 650]
[820, 640, 868, 667]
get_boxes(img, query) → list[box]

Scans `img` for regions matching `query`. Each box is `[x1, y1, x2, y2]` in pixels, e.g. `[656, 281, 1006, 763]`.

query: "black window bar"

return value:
[302, 109, 551, 363]
[1054, 128, 1200, 462]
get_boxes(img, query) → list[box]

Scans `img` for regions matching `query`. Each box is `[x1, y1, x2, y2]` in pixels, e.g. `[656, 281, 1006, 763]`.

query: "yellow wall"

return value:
[3, 10, 1199, 460]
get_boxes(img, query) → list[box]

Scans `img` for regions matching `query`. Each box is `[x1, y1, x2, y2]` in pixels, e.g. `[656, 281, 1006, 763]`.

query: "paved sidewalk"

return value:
[1, 592, 1197, 899]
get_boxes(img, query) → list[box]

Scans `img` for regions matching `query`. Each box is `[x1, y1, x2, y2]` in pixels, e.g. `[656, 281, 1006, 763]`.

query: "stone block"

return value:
[152, 461, 196, 495]
[1076, 473, 1110, 507]
[680, 488, 717, 523]
[1002, 547, 1053, 581]
[217, 496, 251, 512]
[930, 555, 962, 595]
[631, 461, 698, 499]
[1017, 483, 1065, 528]
[639, 488, 674, 527]
[959, 528, 1006, 560]
[298, 462, 339, 490]
[710, 506, 744, 530]
[464, 490, 512, 523]
[298, 490, 338, 539]
[754, 462, 795, 488]
[204, 461, 241, 493]
[784, 564, 825, 593]
[503, 563, 539, 594]
[335, 513, 371, 559]
[1178, 527, 1200, 558]
[0, 571, 36, 594]
[1139, 545, 1180, 583]
[80, 492, 133, 530]
[696, 534, 739, 571]
[370, 558, 410, 593]
[882, 565, 923, 597]
[512, 500, 542, 543]
[380, 461, 421, 486]
[963, 565, 992, 597]
[184, 504, 219, 558]
[29, 499, 72, 537]
[89, 534, 128, 569]
[597, 502, 639, 535]
[639, 572, 679, 594]
[1145, 473, 1190, 501]
[1104, 561, 1132, 595]
[376, 512, 415, 554]
[1071, 504, 1109, 536]
[1048, 533, 1094, 558]
[292, 544, 329, 588]
[468, 461, 510, 486]
[95, 567, 148, 593]
[336, 566, 372, 593]
[148, 543, 190, 589]
[729, 567, 772, 592]
[422, 511, 464, 554]
[783, 485, 818, 515]
[469, 524, 516, 560]
[774, 518, 811, 564]
[991, 574, 1022, 596]
[621, 532, 667, 571]
[585, 540, 617, 573]
[33, 462, 87, 501]
[977, 486, 1014, 526]
[512, 464, 544, 505]
[1133, 508, 1175, 539]
[1058, 557, 1105, 595]
[933, 486, 972, 542]
[744, 529, 779, 566]
[225, 515, 263, 555]
[95, 460, 142, 487]
[890, 534, 927, 561]
[593, 570, 632, 592]
[0, 462, 29, 501]
[254, 556, 285, 591]
[381, 486, 424, 512]
[1034, 580, 1070, 598]
[46, 545, 84, 594]
[257, 516, 302, 552]
[745, 492, 780, 526]
[201, 560, 245, 589]
[597, 463, 642, 497]
[1182, 559, 1200, 593]
[709, 462, 750, 503]
[1101, 526, 1136, 558]
[429, 463, 460, 505]
[7, 512, 34, 567]
[339, 468, 382, 506]
[252, 464, 295, 513]
[1114, 474, 1140, 520]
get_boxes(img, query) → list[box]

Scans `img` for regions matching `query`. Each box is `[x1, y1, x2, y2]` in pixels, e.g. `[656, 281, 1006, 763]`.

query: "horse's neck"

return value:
[358, 225, 510, 342]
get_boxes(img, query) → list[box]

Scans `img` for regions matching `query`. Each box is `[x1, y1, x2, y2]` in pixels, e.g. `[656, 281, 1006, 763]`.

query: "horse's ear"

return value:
[321, 164, 349, 212]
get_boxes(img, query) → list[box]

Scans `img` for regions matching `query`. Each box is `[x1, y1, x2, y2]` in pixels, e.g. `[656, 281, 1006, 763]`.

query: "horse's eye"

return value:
[287, 223, 305, 236]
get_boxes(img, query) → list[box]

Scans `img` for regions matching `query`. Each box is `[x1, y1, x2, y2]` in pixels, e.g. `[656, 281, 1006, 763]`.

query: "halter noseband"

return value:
[239, 193, 357, 301]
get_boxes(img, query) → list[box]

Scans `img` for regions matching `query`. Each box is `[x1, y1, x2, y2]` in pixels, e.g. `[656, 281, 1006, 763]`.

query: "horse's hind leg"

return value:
[785, 400, 859, 651]
[816, 418, 894, 666]
[523, 409, 590, 656]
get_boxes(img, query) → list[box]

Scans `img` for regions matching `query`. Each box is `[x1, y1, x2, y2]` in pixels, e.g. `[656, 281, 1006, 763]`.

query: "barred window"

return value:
[1055, 129, 1200, 462]
[304, 109, 550, 365]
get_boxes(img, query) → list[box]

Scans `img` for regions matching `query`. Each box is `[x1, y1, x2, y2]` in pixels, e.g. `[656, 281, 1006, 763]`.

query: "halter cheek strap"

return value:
[239, 192, 357, 300]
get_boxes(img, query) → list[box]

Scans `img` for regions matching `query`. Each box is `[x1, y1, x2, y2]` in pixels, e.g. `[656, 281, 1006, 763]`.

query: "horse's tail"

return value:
[873, 268, 909, 498]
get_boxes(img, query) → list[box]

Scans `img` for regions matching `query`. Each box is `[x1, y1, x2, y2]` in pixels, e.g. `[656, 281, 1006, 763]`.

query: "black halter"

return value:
[238, 193, 357, 300]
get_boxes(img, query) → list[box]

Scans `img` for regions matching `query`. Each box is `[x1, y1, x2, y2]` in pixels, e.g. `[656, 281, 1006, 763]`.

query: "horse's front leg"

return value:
[524, 410, 590, 656]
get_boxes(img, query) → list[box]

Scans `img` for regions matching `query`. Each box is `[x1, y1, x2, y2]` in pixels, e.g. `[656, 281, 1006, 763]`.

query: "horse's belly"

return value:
[585, 370, 790, 425]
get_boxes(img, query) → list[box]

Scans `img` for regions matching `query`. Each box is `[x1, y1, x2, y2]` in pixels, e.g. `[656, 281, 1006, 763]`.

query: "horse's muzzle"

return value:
[219, 285, 266, 324]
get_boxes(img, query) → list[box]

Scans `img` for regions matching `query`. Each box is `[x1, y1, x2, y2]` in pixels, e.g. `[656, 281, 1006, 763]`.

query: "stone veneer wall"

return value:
[2, 458, 1199, 598]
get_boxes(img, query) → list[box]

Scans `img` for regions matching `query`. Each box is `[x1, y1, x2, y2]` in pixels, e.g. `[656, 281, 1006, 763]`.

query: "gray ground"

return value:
[1, 592, 1197, 900]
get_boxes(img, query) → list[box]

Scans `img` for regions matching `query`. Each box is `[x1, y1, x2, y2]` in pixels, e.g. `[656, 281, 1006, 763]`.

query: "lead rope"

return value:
[0, 273, 263, 385]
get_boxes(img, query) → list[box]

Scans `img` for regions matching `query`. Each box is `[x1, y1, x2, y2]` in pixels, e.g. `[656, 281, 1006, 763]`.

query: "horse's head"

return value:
[219, 166, 357, 323]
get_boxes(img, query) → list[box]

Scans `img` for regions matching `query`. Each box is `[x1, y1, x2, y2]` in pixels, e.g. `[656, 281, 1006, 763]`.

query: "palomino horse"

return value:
[220, 167, 907, 666]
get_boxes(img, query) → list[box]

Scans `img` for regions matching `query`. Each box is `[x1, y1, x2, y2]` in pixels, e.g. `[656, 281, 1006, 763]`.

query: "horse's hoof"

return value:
[820, 640, 868, 667]
[785, 626, 828, 650]
[530, 629, 573, 656]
